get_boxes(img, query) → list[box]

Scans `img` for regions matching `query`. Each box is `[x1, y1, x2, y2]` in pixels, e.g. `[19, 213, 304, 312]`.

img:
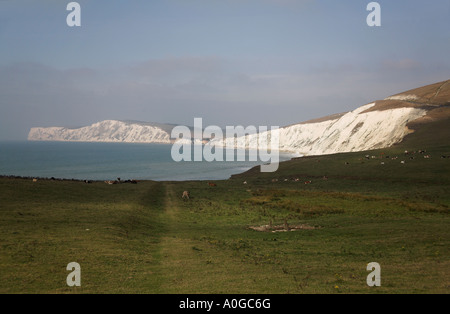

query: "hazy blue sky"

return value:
[0, 0, 449, 140]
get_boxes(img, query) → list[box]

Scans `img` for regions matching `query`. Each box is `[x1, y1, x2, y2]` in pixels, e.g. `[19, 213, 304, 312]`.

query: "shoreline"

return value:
[0, 141, 297, 182]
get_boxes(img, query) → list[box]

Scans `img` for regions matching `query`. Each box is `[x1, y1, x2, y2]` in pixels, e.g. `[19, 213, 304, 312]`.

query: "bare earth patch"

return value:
[249, 223, 318, 233]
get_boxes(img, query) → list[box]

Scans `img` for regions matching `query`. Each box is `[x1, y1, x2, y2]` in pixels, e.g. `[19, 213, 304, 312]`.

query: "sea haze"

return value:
[0, 141, 292, 181]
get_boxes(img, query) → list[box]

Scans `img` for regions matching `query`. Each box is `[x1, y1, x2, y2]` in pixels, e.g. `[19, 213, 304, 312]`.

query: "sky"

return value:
[0, 0, 449, 140]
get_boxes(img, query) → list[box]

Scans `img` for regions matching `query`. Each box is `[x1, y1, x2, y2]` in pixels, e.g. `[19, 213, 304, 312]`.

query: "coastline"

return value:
[0, 141, 296, 182]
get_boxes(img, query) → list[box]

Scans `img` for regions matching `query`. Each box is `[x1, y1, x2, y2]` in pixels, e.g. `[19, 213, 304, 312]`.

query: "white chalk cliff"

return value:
[210, 103, 426, 156]
[28, 80, 449, 156]
[210, 79, 450, 156]
[28, 120, 172, 144]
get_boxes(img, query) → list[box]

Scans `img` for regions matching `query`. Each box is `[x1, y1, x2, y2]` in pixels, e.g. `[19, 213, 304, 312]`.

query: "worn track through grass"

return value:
[157, 183, 207, 293]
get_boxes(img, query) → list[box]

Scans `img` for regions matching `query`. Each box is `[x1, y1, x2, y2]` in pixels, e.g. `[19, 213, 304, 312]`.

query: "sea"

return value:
[0, 141, 294, 181]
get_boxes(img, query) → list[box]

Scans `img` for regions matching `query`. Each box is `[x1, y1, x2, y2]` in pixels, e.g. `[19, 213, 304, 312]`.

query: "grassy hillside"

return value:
[1, 96, 449, 294]
[1, 137, 449, 293]
[0, 179, 167, 293]
[0, 171, 448, 293]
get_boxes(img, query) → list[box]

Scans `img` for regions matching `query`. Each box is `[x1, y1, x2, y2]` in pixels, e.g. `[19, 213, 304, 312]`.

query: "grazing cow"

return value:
[32, 178, 38, 182]
[122, 179, 138, 184]
[304, 180, 312, 185]
[243, 181, 247, 185]
[401, 161, 405, 164]
[271, 179, 278, 182]
[208, 182, 217, 187]
[182, 191, 190, 200]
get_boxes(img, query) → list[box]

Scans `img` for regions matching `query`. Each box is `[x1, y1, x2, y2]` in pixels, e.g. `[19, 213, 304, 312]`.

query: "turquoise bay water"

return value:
[0, 141, 292, 181]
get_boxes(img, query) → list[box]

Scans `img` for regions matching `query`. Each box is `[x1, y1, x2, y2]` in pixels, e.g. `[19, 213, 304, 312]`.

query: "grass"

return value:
[0, 179, 166, 293]
[0, 119, 449, 293]
[1, 167, 448, 293]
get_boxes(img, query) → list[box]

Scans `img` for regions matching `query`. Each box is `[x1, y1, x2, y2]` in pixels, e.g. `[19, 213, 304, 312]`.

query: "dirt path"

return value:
[430, 80, 450, 102]
[156, 182, 207, 293]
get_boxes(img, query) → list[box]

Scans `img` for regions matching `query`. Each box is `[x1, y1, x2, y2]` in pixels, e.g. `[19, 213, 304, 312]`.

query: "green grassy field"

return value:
[1, 120, 449, 293]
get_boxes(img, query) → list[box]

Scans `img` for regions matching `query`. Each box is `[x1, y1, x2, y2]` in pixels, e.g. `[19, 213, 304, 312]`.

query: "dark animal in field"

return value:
[208, 182, 217, 187]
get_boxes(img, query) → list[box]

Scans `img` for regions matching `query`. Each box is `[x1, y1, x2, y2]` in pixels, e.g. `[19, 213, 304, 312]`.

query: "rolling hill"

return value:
[213, 79, 450, 157]
[28, 80, 450, 156]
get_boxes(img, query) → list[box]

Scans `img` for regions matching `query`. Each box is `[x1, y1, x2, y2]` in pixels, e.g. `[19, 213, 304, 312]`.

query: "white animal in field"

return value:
[182, 191, 190, 200]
